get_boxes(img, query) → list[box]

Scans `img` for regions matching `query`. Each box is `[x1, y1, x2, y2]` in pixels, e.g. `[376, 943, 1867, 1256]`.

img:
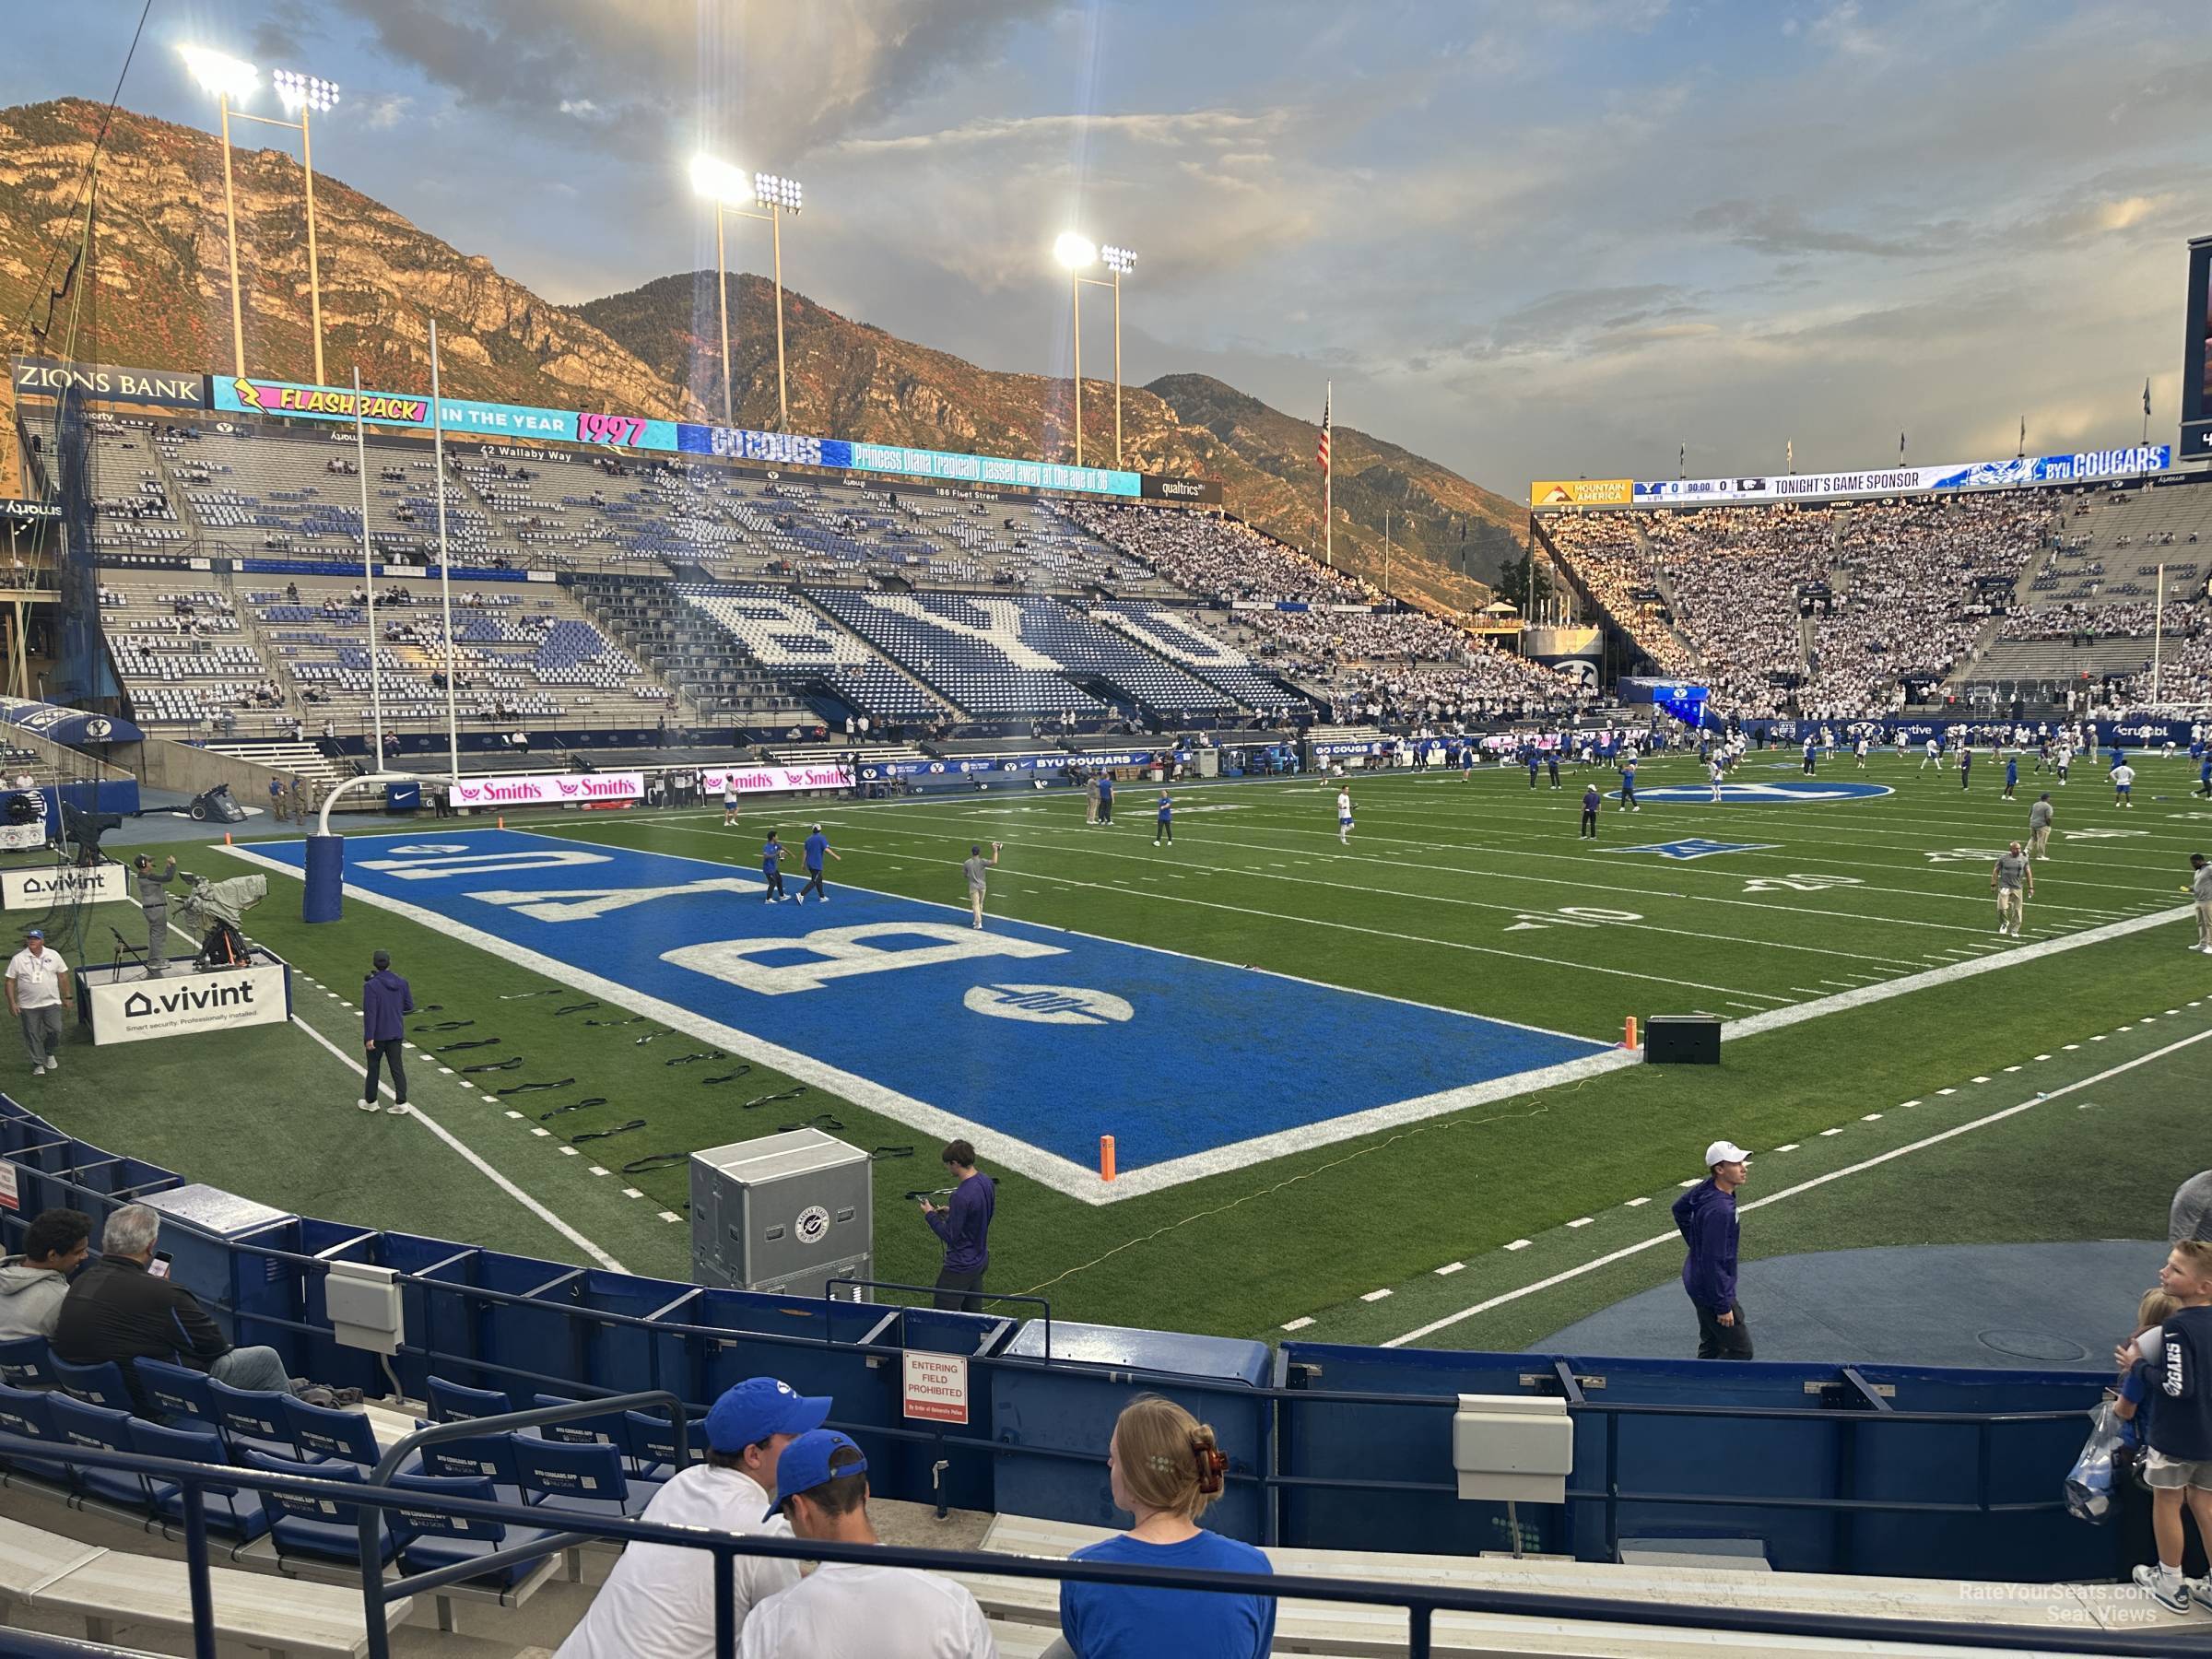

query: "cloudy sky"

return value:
[7, 0, 2208, 493]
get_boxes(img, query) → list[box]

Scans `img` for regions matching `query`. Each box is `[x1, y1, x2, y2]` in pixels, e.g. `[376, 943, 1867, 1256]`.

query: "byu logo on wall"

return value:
[963, 984, 1135, 1027]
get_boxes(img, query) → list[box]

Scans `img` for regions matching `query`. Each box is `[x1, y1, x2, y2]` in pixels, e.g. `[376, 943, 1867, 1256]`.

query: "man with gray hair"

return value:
[53, 1204, 359, 1411]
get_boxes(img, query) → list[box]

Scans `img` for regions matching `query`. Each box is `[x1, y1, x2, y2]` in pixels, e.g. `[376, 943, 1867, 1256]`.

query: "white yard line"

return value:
[1383, 1024, 2212, 1348]
[284, 1007, 628, 1273]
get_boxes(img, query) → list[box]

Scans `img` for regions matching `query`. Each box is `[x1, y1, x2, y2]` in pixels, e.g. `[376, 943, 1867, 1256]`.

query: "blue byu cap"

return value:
[702, 1377, 830, 1454]
[765, 1429, 866, 1518]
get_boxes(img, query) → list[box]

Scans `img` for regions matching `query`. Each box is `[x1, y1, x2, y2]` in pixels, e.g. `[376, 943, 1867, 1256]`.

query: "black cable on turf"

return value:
[663, 1051, 725, 1066]
[739, 1087, 806, 1111]
[553, 1002, 599, 1017]
[871, 1146, 915, 1161]
[415, 1020, 474, 1032]
[634, 1029, 674, 1045]
[499, 989, 564, 1000]
[461, 1056, 525, 1074]
[571, 1119, 647, 1144]
[584, 1015, 646, 1028]
[495, 1077, 577, 1096]
[619, 1152, 688, 1174]
[777, 1113, 844, 1133]
[535, 1098, 607, 1121]
[437, 1037, 500, 1053]
[699, 1066, 754, 1086]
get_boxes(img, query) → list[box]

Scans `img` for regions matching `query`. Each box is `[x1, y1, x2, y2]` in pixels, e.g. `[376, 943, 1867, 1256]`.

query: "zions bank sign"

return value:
[11, 356, 207, 411]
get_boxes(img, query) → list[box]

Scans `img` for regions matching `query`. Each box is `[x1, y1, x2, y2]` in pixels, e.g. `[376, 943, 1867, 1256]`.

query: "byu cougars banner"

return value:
[229, 830, 1606, 1200]
[452, 771, 644, 810]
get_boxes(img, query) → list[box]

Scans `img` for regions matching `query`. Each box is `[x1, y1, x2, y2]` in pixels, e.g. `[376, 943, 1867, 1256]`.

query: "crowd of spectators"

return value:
[1064, 503, 1375, 606]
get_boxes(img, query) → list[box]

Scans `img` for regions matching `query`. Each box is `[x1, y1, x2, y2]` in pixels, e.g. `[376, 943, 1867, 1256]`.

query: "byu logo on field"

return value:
[963, 983, 1135, 1026]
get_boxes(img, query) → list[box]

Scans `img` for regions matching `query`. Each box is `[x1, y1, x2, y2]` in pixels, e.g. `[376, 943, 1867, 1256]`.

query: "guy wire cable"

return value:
[571, 1119, 647, 1144]
[436, 1037, 500, 1053]
[495, 1077, 577, 1096]
[460, 1055, 524, 1074]
[535, 1097, 607, 1121]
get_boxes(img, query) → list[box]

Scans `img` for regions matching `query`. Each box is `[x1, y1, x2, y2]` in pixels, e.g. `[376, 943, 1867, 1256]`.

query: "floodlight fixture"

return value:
[1053, 232, 1098, 271]
[689, 154, 754, 207]
[1100, 243, 1137, 276]
[179, 45, 259, 103]
[753, 172, 804, 213]
[272, 69, 340, 115]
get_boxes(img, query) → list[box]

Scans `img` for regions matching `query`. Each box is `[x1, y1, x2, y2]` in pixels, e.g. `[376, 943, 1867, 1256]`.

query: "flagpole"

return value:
[352, 368, 383, 763]
[2154, 562, 2165, 705]
[1323, 379, 1333, 570]
[429, 318, 460, 789]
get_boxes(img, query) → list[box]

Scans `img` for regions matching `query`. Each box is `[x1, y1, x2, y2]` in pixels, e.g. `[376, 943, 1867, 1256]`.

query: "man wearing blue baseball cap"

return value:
[741, 1428, 995, 1657]
[556, 1376, 830, 1659]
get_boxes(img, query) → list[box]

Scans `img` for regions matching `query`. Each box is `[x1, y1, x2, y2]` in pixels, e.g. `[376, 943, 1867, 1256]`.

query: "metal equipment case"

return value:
[689, 1129, 873, 1298]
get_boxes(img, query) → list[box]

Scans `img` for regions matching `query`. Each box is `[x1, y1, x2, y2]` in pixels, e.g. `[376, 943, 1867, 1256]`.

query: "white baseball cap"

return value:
[1704, 1140, 1750, 1168]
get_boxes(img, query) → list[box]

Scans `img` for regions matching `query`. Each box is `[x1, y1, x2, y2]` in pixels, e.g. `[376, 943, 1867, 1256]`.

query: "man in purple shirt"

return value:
[919, 1138, 995, 1312]
[359, 949, 414, 1115]
[1672, 1139, 1751, 1359]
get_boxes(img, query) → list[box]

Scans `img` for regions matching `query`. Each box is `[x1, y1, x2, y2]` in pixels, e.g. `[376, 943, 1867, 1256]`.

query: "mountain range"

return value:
[0, 98, 1525, 609]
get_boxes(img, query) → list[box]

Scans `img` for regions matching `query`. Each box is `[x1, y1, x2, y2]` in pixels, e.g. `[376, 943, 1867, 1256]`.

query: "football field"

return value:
[24, 748, 2212, 1351]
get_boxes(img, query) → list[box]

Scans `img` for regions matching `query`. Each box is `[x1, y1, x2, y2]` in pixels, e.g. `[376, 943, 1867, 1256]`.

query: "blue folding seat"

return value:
[280, 1392, 382, 1465]
[426, 1375, 515, 1423]
[240, 1450, 395, 1569]
[134, 1357, 221, 1429]
[512, 1434, 648, 1523]
[126, 1418, 268, 1542]
[210, 1378, 294, 1455]
[48, 1394, 167, 1512]
[0, 1335, 51, 1389]
[0, 1381, 71, 1484]
[45, 1356, 135, 1413]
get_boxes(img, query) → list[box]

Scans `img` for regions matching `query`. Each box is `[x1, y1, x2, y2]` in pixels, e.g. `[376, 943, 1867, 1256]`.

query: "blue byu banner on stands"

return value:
[231, 830, 1608, 1198]
[1632, 447, 2170, 506]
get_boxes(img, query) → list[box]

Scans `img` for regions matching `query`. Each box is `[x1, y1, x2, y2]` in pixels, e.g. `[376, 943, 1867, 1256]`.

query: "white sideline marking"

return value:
[1820, 1127, 1843, 1136]
[1384, 1027, 2212, 1348]
[1282, 1316, 1316, 1332]
[1435, 1262, 1465, 1275]
[559, 1146, 578, 1157]
[1624, 1196, 1651, 1206]
[658, 1210, 683, 1224]
[1862, 1113, 1882, 1121]
[1504, 1239, 1532, 1251]
[1566, 1218, 1593, 1229]
[282, 1013, 625, 1273]
[621, 1187, 643, 1199]
[1360, 1288, 1394, 1302]
[1771, 1144, 1800, 1152]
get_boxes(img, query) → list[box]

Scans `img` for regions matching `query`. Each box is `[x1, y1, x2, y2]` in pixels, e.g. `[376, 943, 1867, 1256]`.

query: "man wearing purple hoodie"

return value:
[360, 949, 414, 1115]
[1672, 1139, 1752, 1359]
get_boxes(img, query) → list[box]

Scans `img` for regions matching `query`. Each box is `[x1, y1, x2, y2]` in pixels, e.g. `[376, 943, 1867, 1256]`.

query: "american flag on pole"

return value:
[1317, 388, 1332, 474]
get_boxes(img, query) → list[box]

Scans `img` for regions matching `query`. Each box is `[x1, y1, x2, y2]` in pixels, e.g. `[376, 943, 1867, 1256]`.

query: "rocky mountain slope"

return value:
[1, 97, 1524, 610]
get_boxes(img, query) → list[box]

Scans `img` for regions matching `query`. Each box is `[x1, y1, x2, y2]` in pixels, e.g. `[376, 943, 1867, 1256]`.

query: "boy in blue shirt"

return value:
[760, 831, 787, 903]
[1096, 773, 1114, 825]
[2003, 754, 2018, 800]
[2115, 1241, 2212, 1613]
[796, 824, 840, 902]
[1153, 792, 1172, 846]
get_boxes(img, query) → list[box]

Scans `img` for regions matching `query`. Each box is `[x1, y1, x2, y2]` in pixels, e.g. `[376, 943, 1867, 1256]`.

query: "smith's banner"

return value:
[702, 764, 853, 794]
[1632, 448, 2171, 506]
[1531, 477, 1633, 508]
[453, 771, 644, 810]
[11, 356, 206, 409]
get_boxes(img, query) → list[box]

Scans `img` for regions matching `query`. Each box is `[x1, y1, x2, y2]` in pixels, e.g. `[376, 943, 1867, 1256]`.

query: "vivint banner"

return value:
[453, 771, 644, 810]
[1, 863, 129, 911]
[1631, 446, 2171, 507]
[81, 960, 291, 1046]
[702, 764, 854, 794]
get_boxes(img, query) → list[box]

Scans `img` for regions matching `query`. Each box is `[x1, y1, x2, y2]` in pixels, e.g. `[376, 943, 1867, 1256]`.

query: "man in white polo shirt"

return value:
[6, 930, 69, 1075]
[555, 1376, 830, 1659]
[740, 1430, 994, 1658]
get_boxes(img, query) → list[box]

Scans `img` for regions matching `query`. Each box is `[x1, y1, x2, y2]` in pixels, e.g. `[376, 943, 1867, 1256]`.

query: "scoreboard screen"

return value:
[2185, 237, 2212, 463]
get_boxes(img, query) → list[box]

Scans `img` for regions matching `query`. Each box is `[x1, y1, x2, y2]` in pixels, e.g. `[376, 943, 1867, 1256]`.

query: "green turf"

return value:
[16, 749, 2212, 1348]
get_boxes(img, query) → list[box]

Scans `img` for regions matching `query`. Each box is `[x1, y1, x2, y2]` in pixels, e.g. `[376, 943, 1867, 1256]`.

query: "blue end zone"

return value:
[235, 830, 1611, 1200]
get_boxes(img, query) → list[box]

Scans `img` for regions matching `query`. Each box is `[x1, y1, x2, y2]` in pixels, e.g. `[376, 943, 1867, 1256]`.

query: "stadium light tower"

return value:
[178, 46, 342, 383]
[1053, 234, 1137, 468]
[690, 156, 803, 430]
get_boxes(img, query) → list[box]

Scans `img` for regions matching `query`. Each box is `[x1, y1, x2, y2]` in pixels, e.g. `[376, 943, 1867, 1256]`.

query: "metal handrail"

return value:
[360, 1389, 689, 1658]
[0, 1430, 2195, 1659]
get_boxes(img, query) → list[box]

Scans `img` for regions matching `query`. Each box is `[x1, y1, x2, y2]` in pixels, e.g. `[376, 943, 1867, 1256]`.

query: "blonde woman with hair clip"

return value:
[1049, 1394, 1276, 1659]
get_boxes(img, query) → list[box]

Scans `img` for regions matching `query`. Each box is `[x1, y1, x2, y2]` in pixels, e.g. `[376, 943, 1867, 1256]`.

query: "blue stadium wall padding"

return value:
[302, 835, 344, 923]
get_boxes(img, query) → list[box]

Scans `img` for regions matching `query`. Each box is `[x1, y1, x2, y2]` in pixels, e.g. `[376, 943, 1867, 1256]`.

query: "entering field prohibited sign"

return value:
[901, 1351, 970, 1424]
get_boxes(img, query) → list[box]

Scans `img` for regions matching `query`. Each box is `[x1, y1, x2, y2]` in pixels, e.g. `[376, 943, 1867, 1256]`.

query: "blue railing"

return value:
[1, 1427, 2201, 1659]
